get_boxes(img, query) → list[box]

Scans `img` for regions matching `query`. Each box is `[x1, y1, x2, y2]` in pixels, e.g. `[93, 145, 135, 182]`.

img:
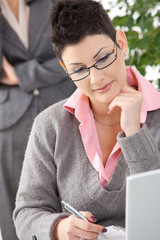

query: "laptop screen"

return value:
[125, 169, 160, 240]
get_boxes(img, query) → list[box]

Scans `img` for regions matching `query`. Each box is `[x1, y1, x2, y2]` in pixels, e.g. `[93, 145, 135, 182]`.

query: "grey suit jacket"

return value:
[0, 9, 2, 81]
[0, 0, 75, 130]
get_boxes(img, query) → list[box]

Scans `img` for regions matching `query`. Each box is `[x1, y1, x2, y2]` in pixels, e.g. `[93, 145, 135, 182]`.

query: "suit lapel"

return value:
[28, 0, 53, 54]
[2, 0, 54, 55]
[2, 15, 31, 57]
[25, 0, 34, 4]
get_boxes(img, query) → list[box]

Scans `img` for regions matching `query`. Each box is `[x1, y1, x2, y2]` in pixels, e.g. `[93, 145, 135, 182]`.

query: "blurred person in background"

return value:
[0, 0, 76, 239]
[13, 0, 160, 240]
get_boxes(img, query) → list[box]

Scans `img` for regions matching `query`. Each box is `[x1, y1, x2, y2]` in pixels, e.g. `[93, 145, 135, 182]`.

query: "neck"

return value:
[89, 99, 109, 117]
[6, 0, 19, 21]
[89, 100, 121, 126]
[94, 115, 120, 127]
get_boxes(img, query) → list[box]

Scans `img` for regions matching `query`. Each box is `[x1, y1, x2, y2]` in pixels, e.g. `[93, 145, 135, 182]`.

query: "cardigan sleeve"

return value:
[13, 114, 69, 240]
[117, 123, 160, 175]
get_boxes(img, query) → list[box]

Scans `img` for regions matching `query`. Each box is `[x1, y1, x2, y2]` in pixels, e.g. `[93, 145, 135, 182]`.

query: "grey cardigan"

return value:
[13, 100, 160, 240]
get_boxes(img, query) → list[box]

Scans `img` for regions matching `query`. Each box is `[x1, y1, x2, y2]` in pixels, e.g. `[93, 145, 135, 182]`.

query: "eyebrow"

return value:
[93, 47, 108, 58]
[68, 46, 109, 66]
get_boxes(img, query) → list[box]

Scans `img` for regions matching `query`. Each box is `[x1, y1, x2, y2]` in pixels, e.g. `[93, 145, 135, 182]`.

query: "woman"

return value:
[0, 0, 75, 239]
[13, 0, 160, 240]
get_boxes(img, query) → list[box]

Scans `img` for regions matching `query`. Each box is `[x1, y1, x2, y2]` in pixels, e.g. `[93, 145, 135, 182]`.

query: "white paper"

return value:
[98, 225, 125, 240]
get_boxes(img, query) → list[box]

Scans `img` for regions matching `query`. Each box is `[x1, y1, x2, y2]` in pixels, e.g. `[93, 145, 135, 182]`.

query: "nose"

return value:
[89, 66, 104, 85]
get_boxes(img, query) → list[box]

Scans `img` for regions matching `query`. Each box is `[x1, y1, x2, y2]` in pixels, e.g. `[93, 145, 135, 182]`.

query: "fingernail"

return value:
[102, 228, 107, 233]
[90, 216, 97, 222]
[107, 108, 110, 114]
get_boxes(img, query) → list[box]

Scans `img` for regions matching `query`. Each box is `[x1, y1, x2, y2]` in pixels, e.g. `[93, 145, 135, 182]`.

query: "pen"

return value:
[61, 201, 108, 239]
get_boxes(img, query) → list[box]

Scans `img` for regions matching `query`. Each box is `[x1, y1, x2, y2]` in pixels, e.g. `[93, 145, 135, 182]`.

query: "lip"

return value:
[94, 81, 113, 93]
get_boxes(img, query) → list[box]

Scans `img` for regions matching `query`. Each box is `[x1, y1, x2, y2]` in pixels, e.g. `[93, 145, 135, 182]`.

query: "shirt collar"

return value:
[126, 66, 160, 122]
[64, 88, 90, 123]
[64, 66, 160, 123]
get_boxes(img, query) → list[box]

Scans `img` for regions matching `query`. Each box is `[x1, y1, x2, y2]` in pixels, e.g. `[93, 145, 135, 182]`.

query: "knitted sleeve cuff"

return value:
[52, 217, 68, 240]
[117, 123, 157, 162]
[40, 213, 70, 240]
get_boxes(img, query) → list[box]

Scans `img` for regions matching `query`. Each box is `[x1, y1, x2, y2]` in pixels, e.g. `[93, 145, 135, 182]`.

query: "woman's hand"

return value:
[54, 211, 107, 240]
[108, 85, 143, 136]
[1, 57, 19, 85]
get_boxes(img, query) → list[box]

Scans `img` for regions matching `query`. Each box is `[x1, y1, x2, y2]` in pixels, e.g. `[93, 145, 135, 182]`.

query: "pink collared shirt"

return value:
[64, 66, 160, 187]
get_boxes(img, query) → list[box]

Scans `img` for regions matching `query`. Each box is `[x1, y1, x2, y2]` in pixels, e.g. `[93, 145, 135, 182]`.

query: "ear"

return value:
[59, 60, 67, 71]
[116, 30, 128, 56]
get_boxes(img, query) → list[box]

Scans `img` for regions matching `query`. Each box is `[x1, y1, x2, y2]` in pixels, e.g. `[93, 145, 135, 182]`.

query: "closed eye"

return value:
[72, 66, 86, 74]
[97, 51, 114, 63]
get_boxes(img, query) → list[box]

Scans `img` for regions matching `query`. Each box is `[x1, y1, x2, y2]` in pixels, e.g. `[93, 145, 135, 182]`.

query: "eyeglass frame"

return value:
[66, 43, 118, 82]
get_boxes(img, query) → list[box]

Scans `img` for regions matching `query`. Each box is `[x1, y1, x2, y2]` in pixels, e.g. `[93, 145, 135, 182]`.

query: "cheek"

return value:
[112, 57, 126, 83]
[74, 81, 89, 93]
[75, 81, 94, 98]
[74, 82, 82, 89]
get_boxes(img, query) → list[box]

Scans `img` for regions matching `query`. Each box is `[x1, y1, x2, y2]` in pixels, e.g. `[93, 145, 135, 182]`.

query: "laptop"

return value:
[125, 168, 160, 240]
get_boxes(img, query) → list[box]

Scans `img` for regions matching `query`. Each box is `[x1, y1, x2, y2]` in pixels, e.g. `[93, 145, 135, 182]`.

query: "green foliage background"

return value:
[106, 0, 160, 88]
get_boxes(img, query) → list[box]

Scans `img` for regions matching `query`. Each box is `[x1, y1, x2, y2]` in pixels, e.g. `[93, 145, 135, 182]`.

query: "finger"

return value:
[120, 84, 138, 93]
[80, 211, 97, 222]
[63, 215, 99, 239]
[2, 57, 15, 78]
[108, 93, 142, 114]
[73, 217, 107, 235]
[2, 57, 10, 71]
[2, 56, 11, 67]
[56, 215, 102, 240]
[1, 77, 10, 85]
[1, 77, 14, 85]
[2, 56, 7, 67]
[108, 96, 127, 114]
[116, 92, 139, 98]
[74, 225, 99, 239]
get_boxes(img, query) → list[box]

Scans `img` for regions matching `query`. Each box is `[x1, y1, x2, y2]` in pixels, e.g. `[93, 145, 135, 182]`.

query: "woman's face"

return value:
[62, 32, 128, 106]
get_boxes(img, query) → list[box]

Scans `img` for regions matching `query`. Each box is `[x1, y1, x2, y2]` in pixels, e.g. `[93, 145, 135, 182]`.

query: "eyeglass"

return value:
[67, 43, 117, 82]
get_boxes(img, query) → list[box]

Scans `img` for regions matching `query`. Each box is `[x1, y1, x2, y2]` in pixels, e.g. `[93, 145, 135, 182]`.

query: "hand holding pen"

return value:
[53, 201, 108, 240]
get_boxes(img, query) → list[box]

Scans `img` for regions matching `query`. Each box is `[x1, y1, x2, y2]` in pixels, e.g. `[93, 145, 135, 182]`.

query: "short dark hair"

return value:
[50, 0, 116, 61]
